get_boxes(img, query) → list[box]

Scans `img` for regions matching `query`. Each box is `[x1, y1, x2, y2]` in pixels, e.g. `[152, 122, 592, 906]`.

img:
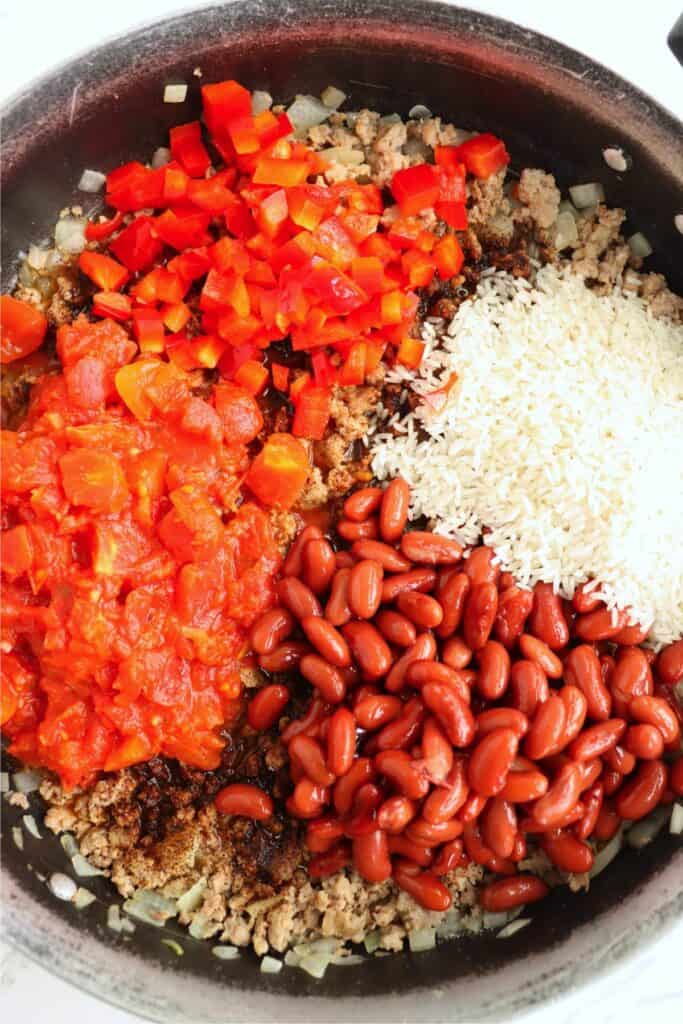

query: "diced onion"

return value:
[321, 86, 346, 110]
[151, 147, 171, 169]
[107, 904, 136, 934]
[408, 927, 437, 952]
[161, 939, 184, 956]
[54, 216, 87, 254]
[298, 952, 332, 979]
[589, 829, 623, 877]
[12, 769, 42, 793]
[284, 949, 301, 967]
[554, 210, 579, 250]
[403, 137, 431, 159]
[483, 910, 515, 929]
[72, 853, 105, 878]
[78, 169, 106, 193]
[675, 213, 683, 236]
[626, 806, 669, 848]
[363, 930, 381, 953]
[22, 814, 41, 838]
[176, 878, 207, 915]
[0, 772, 9, 793]
[27, 246, 49, 271]
[408, 104, 432, 120]
[602, 147, 630, 173]
[319, 146, 365, 166]
[627, 232, 653, 260]
[251, 90, 273, 115]
[188, 914, 216, 939]
[379, 113, 402, 127]
[212, 945, 240, 960]
[330, 953, 365, 966]
[60, 834, 80, 859]
[12, 827, 24, 850]
[260, 955, 283, 973]
[287, 95, 332, 135]
[436, 908, 465, 939]
[569, 183, 606, 209]
[670, 803, 683, 835]
[164, 84, 188, 103]
[49, 872, 77, 901]
[497, 918, 531, 939]
[122, 890, 178, 927]
[73, 887, 96, 909]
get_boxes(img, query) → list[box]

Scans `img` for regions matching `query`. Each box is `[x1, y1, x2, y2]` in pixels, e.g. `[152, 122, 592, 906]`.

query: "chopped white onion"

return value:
[284, 949, 301, 967]
[72, 853, 105, 878]
[107, 904, 136, 934]
[483, 910, 515, 929]
[497, 918, 531, 939]
[436, 908, 465, 939]
[251, 90, 273, 115]
[403, 137, 431, 159]
[212, 945, 240, 960]
[0, 772, 9, 793]
[408, 927, 436, 952]
[122, 890, 177, 927]
[589, 829, 623, 877]
[379, 113, 402, 127]
[260, 955, 283, 973]
[298, 952, 332, 979]
[12, 826, 24, 850]
[12, 769, 42, 793]
[49, 872, 77, 901]
[54, 216, 87, 254]
[319, 146, 365, 166]
[408, 104, 432, 120]
[188, 914, 216, 939]
[151, 147, 171, 169]
[27, 246, 49, 271]
[569, 182, 606, 209]
[78, 169, 106, 193]
[22, 814, 41, 838]
[321, 86, 346, 110]
[73, 887, 96, 909]
[330, 953, 365, 966]
[292, 937, 338, 958]
[558, 199, 579, 219]
[60, 834, 80, 859]
[674, 213, 683, 236]
[626, 806, 669, 848]
[670, 803, 683, 835]
[363, 930, 381, 953]
[602, 147, 630, 173]
[164, 84, 188, 104]
[287, 95, 332, 135]
[176, 877, 207, 915]
[627, 232, 653, 260]
[554, 210, 579, 250]
[161, 939, 184, 956]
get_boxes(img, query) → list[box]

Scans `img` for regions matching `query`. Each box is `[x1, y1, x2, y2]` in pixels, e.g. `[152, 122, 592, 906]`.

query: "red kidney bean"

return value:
[479, 875, 549, 912]
[436, 572, 470, 639]
[468, 728, 519, 796]
[563, 645, 611, 721]
[387, 835, 433, 867]
[604, 744, 636, 776]
[656, 639, 683, 685]
[405, 817, 464, 847]
[600, 654, 616, 689]
[568, 719, 626, 761]
[352, 830, 392, 883]
[524, 696, 567, 760]
[342, 621, 393, 680]
[396, 590, 444, 630]
[302, 538, 336, 594]
[308, 841, 351, 878]
[250, 607, 296, 655]
[258, 641, 310, 673]
[542, 830, 594, 873]
[462, 820, 496, 866]
[247, 684, 290, 731]
[624, 723, 664, 760]
[350, 539, 411, 573]
[375, 608, 417, 648]
[335, 551, 355, 570]
[457, 792, 488, 823]
[463, 582, 498, 651]
[378, 795, 417, 833]
[481, 797, 517, 859]
[305, 816, 345, 853]
[422, 682, 475, 747]
[602, 768, 623, 796]
[406, 660, 470, 701]
[509, 660, 549, 717]
[612, 621, 650, 645]
[379, 477, 410, 542]
[354, 694, 402, 731]
[385, 632, 437, 692]
[375, 749, 430, 800]
[441, 636, 473, 670]
[615, 759, 667, 820]
[572, 581, 603, 614]
[528, 582, 569, 650]
[325, 568, 352, 627]
[629, 695, 680, 746]
[343, 487, 383, 523]
[422, 762, 468, 823]
[574, 607, 628, 641]
[498, 572, 516, 590]
[593, 802, 621, 841]
[288, 734, 336, 787]
[420, 718, 455, 784]
[215, 783, 274, 820]
[400, 531, 463, 565]
[611, 648, 653, 713]
[518, 634, 563, 678]
[575, 782, 603, 840]
[277, 576, 322, 619]
[670, 758, 683, 797]
[510, 833, 527, 862]
[333, 757, 375, 815]
[477, 707, 529, 738]
[464, 545, 500, 587]
[280, 696, 328, 743]
[393, 859, 452, 911]
[500, 767, 549, 803]
[283, 525, 324, 577]
[476, 640, 511, 700]
[337, 518, 379, 542]
[531, 762, 584, 827]
[300, 654, 347, 703]
[432, 839, 465, 875]
[520, 803, 586, 833]
[375, 696, 425, 752]
[342, 783, 383, 837]
[326, 708, 357, 776]
[348, 559, 384, 619]
[494, 586, 534, 648]
[300, 616, 351, 668]
[381, 567, 437, 603]
[558, 685, 588, 745]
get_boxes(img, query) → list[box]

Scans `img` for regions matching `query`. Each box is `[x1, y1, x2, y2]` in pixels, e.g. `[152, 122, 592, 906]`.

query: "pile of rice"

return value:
[371, 265, 683, 647]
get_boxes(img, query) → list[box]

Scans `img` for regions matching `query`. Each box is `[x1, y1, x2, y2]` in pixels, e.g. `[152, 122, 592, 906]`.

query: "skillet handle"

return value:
[668, 12, 683, 66]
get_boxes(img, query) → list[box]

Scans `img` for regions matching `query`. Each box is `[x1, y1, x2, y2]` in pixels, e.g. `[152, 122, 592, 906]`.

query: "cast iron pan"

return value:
[2, 3, 682, 1021]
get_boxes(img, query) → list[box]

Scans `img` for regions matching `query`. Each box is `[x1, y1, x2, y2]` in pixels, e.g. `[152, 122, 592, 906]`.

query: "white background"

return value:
[1, 0, 682, 1021]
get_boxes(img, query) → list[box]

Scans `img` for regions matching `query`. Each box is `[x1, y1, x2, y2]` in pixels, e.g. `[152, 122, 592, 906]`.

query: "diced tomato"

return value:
[59, 449, 129, 514]
[214, 381, 264, 442]
[391, 164, 440, 215]
[245, 432, 310, 508]
[1, 296, 48, 364]
[1, 525, 34, 578]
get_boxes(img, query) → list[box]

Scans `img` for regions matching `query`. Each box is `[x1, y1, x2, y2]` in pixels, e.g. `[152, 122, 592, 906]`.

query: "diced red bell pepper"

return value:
[201, 269, 250, 317]
[187, 178, 235, 214]
[109, 215, 164, 272]
[233, 359, 269, 395]
[435, 201, 468, 230]
[360, 234, 398, 263]
[224, 194, 258, 239]
[163, 166, 190, 203]
[132, 308, 165, 352]
[154, 210, 212, 250]
[437, 166, 467, 204]
[289, 371, 311, 402]
[131, 267, 187, 305]
[335, 182, 384, 214]
[396, 336, 425, 368]
[365, 338, 386, 374]
[167, 246, 212, 282]
[391, 164, 440, 215]
[305, 260, 367, 315]
[202, 80, 252, 135]
[162, 301, 192, 333]
[79, 251, 129, 292]
[227, 115, 261, 156]
[292, 386, 331, 441]
[286, 184, 334, 231]
[311, 350, 336, 388]
[401, 250, 436, 288]
[338, 341, 366, 386]
[271, 232, 317, 274]
[271, 362, 290, 391]
[252, 156, 310, 188]
[170, 121, 211, 178]
[380, 290, 404, 325]
[350, 256, 391, 295]
[255, 111, 293, 150]
[1, 524, 33, 577]
[433, 234, 465, 279]
[92, 291, 132, 322]
[255, 189, 289, 238]
[85, 211, 124, 242]
[0, 295, 48, 364]
[434, 146, 463, 171]
[217, 341, 261, 378]
[209, 236, 250, 275]
[245, 260, 276, 286]
[216, 310, 262, 344]
[341, 212, 380, 243]
[314, 217, 358, 270]
[107, 166, 165, 212]
[455, 133, 510, 179]
[245, 432, 310, 509]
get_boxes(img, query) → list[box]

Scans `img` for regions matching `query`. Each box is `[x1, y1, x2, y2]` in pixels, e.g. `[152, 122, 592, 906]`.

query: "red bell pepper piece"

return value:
[154, 210, 212, 250]
[314, 217, 359, 270]
[245, 260, 276, 286]
[271, 362, 290, 391]
[255, 112, 293, 150]
[292, 386, 331, 441]
[401, 250, 436, 288]
[209, 236, 250, 275]
[109, 215, 164, 272]
[437, 165, 467, 204]
[170, 122, 211, 178]
[107, 166, 165, 212]
[132, 308, 165, 352]
[202, 80, 252, 136]
[163, 166, 190, 203]
[288, 185, 334, 231]
[435, 201, 468, 230]
[433, 234, 465, 279]
[200, 269, 250, 317]
[252, 157, 310, 187]
[224, 194, 258, 239]
[396, 336, 425, 368]
[341, 212, 380, 244]
[84, 211, 124, 242]
[0, 295, 48, 364]
[217, 341, 261, 378]
[350, 256, 391, 295]
[311, 350, 336, 388]
[391, 164, 440, 215]
[455, 133, 510, 179]
[79, 251, 129, 292]
[338, 341, 366, 386]
[187, 178, 234, 214]
[289, 371, 311, 402]
[255, 189, 289, 238]
[227, 115, 262, 156]
[216, 310, 262, 344]
[162, 301, 192, 333]
[233, 359, 269, 395]
[92, 291, 132, 322]
[167, 246, 212, 282]
[305, 260, 367, 315]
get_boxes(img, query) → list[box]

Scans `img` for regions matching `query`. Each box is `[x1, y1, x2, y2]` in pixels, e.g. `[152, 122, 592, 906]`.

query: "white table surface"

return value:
[1, 0, 681, 1020]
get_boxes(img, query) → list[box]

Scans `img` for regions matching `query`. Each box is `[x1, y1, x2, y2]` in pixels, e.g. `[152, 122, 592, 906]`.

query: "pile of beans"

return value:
[216, 479, 683, 914]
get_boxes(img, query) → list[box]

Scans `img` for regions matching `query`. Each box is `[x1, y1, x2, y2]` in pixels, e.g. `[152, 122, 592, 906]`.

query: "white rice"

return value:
[371, 265, 683, 647]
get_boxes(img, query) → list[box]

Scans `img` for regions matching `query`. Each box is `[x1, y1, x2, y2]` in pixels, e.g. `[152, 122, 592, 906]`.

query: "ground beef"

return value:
[516, 168, 561, 230]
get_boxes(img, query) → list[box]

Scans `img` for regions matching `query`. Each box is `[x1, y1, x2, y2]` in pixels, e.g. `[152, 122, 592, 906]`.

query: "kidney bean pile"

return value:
[215, 479, 683, 914]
